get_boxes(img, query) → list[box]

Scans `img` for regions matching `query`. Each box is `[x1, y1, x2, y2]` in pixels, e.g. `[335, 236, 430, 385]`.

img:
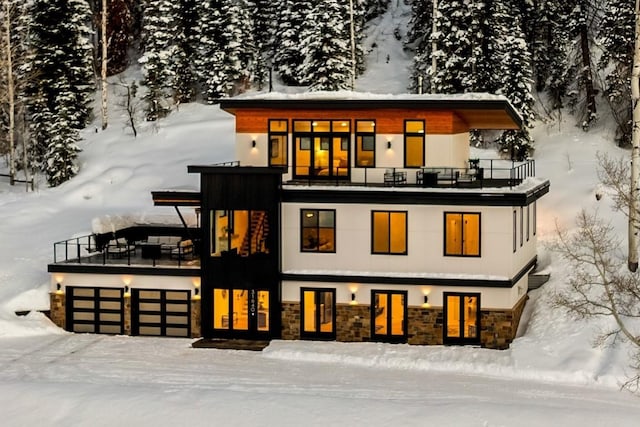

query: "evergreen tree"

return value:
[194, 0, 225, 102]
[26, 0, 94, 186]
[407, 0, 433, 93]
[249, 0, 276, 90]
[599, 0, 634, 147]
[172, 0, 198, 104]
[487, 0, 535, 160]
[139, 0, 176, 120]
[301, 0, 353, 91]
[273, 0, 312, 85]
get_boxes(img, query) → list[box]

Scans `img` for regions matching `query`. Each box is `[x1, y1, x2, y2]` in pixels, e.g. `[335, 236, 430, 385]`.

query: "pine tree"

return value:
[599, 0, 634, 147]
[407, 0, 433, 93]
[273, 0, 312, 85]
[221, 0, 255, 96]
[27, 0, 94, 186]
[301, 0, 353, 91]
[194, 0, 225, 103]
[139, 0, 176, 120]
[249, 0, 276, 90]
[172, 0, 198, 104]
[487, 0, 535, 160]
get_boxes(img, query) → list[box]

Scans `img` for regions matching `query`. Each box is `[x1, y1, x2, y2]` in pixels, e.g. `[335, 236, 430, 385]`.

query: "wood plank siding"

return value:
[234, 109, 468, 135]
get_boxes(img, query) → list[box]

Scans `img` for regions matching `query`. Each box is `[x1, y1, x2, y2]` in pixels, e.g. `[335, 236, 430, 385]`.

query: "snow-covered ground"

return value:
[1, 2, 640, 425]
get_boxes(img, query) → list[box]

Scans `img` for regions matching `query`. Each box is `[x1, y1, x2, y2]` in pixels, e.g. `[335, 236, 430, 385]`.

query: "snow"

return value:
[1, 2, 640, 425]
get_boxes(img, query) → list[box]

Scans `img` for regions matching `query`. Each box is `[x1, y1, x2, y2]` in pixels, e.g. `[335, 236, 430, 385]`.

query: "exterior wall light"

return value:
[350, 292, 358, 305]
[387, 140, 392, 149]
[422, 295, 430, 309]
[56, 283, 62, 294]
[251, 139, 256, 148]
[124, 286, 131, 297]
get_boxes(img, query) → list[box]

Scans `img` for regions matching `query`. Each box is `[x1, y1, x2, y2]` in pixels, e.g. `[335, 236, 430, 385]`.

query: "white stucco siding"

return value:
[50, 273, 199, 294]
[282, 280, 521, 310]
[282, 202, 529, 279]
[425, 133, 469, 169]
[236, 133, 265, 167]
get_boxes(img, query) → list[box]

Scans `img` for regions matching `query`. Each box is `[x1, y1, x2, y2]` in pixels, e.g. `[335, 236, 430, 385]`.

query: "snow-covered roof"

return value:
[220, 90, 523, 130]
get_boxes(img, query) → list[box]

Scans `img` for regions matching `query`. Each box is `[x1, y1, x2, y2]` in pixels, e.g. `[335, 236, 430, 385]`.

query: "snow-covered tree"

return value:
[407, 0, 434, 93]
[599, 0, 635, 147]
[487, 0, 535, 160]
[26, 0, 94, 186]
[172, 0, 198, 104]
[249, 0, 276, 90]
[273, 0, 312, 85]
[301, 0, 353, 91]
[139, 0, 176, 120]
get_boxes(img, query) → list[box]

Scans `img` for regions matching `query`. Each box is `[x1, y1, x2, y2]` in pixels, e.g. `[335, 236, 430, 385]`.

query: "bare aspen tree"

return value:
[630, 0, 640, 271]
[100, 0, 108, 130]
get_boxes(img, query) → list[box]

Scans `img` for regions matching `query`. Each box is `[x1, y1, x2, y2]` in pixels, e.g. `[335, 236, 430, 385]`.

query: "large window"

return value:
[371, 290, 407, 343]
[444, 212, 480, 256]
[355, 120, 375, 167]
[301, 209, 336, 252]
[213, 288, 270, 333]
[404, 120, 425, 168]
[293, 120, 350, 179]
[269, 119, 288, 167]
[372, 211, 407, 255]
[301, 288, 335, 339]
[210, 210, 270, 257]
[444, 292, 480, 345]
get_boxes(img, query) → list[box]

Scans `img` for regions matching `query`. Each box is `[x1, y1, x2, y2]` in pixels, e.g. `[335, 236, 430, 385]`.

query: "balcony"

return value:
[49, 232, 200, 274]
[286, 159, 536, 189]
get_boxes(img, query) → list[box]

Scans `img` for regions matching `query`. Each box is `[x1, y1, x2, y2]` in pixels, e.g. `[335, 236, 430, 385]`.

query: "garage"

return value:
[131, 289, 191, 337]
[66, 286, 124, 334]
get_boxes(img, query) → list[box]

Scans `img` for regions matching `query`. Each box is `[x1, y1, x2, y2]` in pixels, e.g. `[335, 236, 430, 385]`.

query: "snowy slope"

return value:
[0, 3, 639, 426]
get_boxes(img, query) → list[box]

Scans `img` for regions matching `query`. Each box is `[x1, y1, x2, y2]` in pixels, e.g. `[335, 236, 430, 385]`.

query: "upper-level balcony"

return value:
[283, 158, 536, 190]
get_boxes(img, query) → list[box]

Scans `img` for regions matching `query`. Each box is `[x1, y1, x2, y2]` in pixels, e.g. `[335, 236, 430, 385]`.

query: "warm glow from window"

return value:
[445, 294, 479, 340]
[372, 211, 407, 254]
[302, 289, 334, 335]
[373, 291, 405, 337]
[213, 288, 229, 330]
[445, 213, 480, 256]
[301, 210, 335, 252]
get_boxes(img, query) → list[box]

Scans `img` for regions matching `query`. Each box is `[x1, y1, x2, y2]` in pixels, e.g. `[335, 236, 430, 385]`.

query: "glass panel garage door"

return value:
[67, 287, 123, 334]
[132, 289, 191, 337]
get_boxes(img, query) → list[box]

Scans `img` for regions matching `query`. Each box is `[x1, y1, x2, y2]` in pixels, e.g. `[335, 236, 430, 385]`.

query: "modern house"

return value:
[48, 92, 549, 349]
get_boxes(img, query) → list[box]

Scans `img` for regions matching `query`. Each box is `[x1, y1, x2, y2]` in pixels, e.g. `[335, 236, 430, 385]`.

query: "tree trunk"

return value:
[100, 0, 108, 130]
[629, 0, 640, 272]
[579, 23, 597, 128]
[2, 0, 16, 185]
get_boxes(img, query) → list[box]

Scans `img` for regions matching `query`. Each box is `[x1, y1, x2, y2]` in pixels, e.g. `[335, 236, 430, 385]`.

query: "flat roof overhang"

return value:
[151, 191, 201, 207]
[219, 96, 523, 130]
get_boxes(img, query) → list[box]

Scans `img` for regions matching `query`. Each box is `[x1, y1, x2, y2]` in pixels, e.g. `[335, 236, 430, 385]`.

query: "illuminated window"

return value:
[444, 212, 480, 256]
[268, 119, 288, 167]
[301, 209, 336, 252]
[371, 290, 407, 342]
[213, 288, 269, 333]
[293, 120, 350, 178]
[404, 120, 425, 168]
[355, 120, 375, 167]
[210, 210, 270, 257]
[301, 288, 335, 339]
[372, 211, 407, 255]
[444, 292, 480, 344]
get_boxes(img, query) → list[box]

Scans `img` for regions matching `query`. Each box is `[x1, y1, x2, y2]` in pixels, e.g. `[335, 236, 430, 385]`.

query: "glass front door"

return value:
[444, 292, 480, 345]
[213, 288, 270, 337]
[293, 120, 350, 180]
[301, 288, 336, 340]
[371, 290, 407, 343]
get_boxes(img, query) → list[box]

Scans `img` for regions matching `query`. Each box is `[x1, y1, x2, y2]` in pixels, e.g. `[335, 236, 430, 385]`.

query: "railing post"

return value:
[77, 237, 81, 263]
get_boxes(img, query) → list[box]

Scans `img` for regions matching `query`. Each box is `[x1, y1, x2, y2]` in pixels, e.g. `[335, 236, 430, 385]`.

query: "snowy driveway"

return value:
[0, 334, 639, 426]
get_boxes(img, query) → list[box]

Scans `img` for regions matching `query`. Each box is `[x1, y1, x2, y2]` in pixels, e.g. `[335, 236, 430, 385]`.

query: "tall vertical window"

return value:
[533, 201, 537, 236]
[355, 120, 375, 167]
[526, 205, 530, 242]
[293, 119, 350, 178]
[520, 207, 524, 247]
[371, 290, 407, 343]
[404, 120, 425, 168]
[372, 211, 407, 255]
[301, 288, 336, 339]
[301, 209, 336, 252]
[444, 212, 480, 256]
[444, 292, 480, 344]
[269, 119, 288, 167]
[513, 210, 517, 253]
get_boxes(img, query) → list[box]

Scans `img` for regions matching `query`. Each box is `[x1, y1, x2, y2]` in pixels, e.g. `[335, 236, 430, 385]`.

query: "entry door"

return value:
[213, 288, 270, 337]
[301, 288, 336, 340]
[444, 292, 480, 345]
[371, 290, 407, 343]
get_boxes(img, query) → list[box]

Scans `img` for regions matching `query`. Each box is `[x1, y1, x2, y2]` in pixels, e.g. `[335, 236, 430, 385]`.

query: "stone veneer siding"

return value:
[282, 296, 528, 350]
[480, 295, 528, 350]
[49, 292, 66, 330]
[191, 297, 202, 338]
[124, 295, 131, 335]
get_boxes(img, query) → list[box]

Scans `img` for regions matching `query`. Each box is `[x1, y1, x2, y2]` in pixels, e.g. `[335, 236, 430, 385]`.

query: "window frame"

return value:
[300, 209, 336, 253]
[355, 119, 376, 168]
[268, 118, 288, 167]
[371, 210, 408, 255]
[443, 291, 481, 345]
[443, 212, 481, 257]
[370, 289, 408, 343]
[300, 287, 336, 340]
[403, 119, 425, 168]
